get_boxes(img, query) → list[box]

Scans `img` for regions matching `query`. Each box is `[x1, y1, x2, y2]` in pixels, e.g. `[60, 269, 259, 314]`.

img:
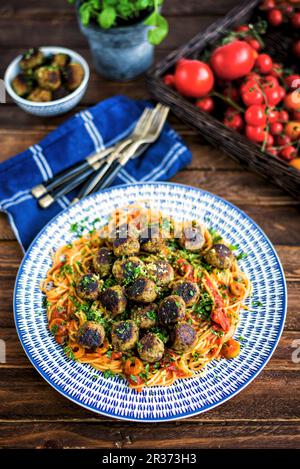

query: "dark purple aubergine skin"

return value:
[76, 274, 99, 301]
[171, 323, 197, 353]
[205, 243, 233, 269]
[77, 321, 105, 349]
[157, 295, 186, 326]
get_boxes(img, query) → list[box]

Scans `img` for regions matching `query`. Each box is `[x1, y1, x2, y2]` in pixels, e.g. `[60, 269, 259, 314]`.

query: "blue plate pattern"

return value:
[14, 183, 287, 421]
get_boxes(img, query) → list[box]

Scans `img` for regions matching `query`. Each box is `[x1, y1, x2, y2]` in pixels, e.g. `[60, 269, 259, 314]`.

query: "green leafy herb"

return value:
[236, 252, 248, 261]
[50, 324, 59, 335]
[193, 292, 213, 320]
[63, 346, 75, 360]
[103, 370, 115, 379]
[252, 300, 263, 308]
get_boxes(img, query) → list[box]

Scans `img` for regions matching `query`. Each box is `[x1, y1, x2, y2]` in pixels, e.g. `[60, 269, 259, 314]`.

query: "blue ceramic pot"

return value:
[76, 3, 154, 80]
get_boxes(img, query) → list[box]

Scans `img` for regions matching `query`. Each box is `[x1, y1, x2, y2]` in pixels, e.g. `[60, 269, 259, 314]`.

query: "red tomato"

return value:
[163, 74, 175, 87]
[234, 25, 249, 32]
[268, 147, 279, 157]
[266, 133, 274, 147]
[277, 134, 291, 146]
[285, 91, 300, 111]
[278, 110, 289, 123]
[174, 59, 215, 98]
[278, 86, 286, 100]
[245, 125, 266, 142]
[256, 54, 273, 74]
[224, 113, 244, 131]
[245, 104, 267, 126]
[291, 12, 300, 28]
[242, 85, 264, 106]
[196, 96, 214, 113]
[210, 40, 255, 80]
[267, 9, 283, 26]
[270, 63, 283, 78]
[264, 75, 279, 87]
[260, 0, 275, 9]
[264, 86, 282, 106]
[246, 37, 262, 51]
[293, 40, 300, 58]
[280, 146, 297, 161]
[270, 121, 283, 135]
[285, 74, 300, 89]
[266, 109, 279, 123]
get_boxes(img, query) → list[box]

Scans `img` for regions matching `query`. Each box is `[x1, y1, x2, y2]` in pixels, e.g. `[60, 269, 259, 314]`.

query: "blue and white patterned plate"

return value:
[14, 183, 287, 421]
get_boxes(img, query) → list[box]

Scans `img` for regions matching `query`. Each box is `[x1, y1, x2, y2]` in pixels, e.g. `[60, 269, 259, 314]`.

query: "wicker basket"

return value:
[146, 0, 300, 199]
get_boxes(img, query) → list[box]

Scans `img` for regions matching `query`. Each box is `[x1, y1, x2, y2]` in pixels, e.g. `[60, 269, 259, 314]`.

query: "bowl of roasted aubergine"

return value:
[4, 46, 90, 117]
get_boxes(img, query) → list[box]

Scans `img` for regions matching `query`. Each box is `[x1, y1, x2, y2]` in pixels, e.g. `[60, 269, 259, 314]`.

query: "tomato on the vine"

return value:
[270, 121, 283, 135]
[245, 125, 266, 142]
[264, 86, 282, 106]
[291, 12, 300, 29]
[256, 53, 273, 73]
[267, 9, 283, 26]
[285, 121, 300, 140]
[278, 110, 289, 123]
[242, 85, 264, 106]
[245, 104, 267, 126]
[266, 109, 279, 123]
[163, 74, 175, 87]
[224, 112, 244, 131]
[280, 146, 297, 161]
[210, 40, 255, 80]
[196, 97, 214, 113]
[174, 59, 215, 98]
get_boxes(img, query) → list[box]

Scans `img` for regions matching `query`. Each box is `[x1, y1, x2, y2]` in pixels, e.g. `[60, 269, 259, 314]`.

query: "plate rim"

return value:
[13, 182, 287, 422]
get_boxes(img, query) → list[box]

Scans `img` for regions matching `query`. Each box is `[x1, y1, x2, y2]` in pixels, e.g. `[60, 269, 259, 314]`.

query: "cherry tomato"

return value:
[283, 5, 294, 16]
[266, 133, 274, 147]
[291, 12, 300, 28]
[245, 125, 266, 142]
[285, 74, 300, 90]
[210, 40, 255, 80]
[245, 104, 267, 126]
[266, 109, 279, 123]
[268, 147, 279, 157]
[285, 121, 300, 140]
[256, 53, 273, 73]
[290, 158, 300, 170]
[221, 338, 241, 359]
[276, 134, 291, 146]
[174, 59, 215, 98]
[270, 62, 283, 78]
[278, 110, 289, 123]
[293, 40, 300, 58]
[264, 75, 279, 87]
[246, 37, 262, 51]
[163, 74, 175, 87]
[196, 96, 214, 113]
[285, 91, 300, 111]
[280, 146, 297, 161]
[267, 9, 283, 26]
[264, 86, 282, 106]
[278, 86, 286, 100]
[270, 121, 283, 135]
[242, 84, 264, 106]
[234, 25, 249, 32]
[260, 0, 275, 10]
[224, 113, 244, 131]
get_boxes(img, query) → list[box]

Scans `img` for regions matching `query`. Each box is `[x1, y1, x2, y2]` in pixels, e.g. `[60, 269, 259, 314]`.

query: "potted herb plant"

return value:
[69, 0, 168, 80]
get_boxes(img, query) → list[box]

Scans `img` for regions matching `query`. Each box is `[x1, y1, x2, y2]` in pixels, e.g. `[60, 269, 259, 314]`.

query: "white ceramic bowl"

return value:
[4, 46, 90, 117]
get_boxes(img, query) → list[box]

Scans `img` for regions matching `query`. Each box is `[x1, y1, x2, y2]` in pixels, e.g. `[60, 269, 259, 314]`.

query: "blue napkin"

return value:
[0, 95, 192, 251]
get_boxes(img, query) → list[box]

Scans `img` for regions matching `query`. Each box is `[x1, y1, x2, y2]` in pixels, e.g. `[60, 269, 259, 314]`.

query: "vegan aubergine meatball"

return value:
[138, 332, 165, 363]
[113, 236, 140, 257]
[112, 256, 144, 284]
[171, 323, 197, 353]
[77, 321, 105, 350]
[52, 53, 70, 68]
[76, 274, 100, 301]
[93, 247, 114, 277]
[64, 62, 84, 91]
[126, 277, 157, 303]
[35, 66, 61, 91]
[179, 221, 205, 252]
[27, 88, 52, 102]
[131, 303, 158, 329]
[172, 280, 200, 307]
[12, 74, 31, 97]
[111, 320, 139, 352]
[140, 226, 165, 253]
[20, 48, 44, 70]
[157, 295, 186, 326]
[205, 243, 233, 269]
[100, 285, 127, 318]
[147, 260, 174, 286]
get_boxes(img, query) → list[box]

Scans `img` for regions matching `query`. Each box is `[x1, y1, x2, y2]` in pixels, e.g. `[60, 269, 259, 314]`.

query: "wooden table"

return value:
[0, 0, 299, 450]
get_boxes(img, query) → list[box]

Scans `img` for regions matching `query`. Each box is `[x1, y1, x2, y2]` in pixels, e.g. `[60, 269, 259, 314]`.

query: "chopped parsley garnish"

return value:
[60, 263, 73, 276]
[103, 370, 115, 379]
[209, 227, 222, 243]
[229, 244, 239, 251]
[147, 310, 157, 321]
[63, 346, 75, 360]
[42, 296, 50, 309]
[252, 300, 263, 308]
[129, 374, 138, 383]
[193, 292, 213, 320]
[236, 252, 248, 261]
[50, 324, 59, 335]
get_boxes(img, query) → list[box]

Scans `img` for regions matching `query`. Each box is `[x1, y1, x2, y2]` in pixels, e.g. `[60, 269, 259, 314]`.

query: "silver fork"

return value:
[72, 105, 170, 201]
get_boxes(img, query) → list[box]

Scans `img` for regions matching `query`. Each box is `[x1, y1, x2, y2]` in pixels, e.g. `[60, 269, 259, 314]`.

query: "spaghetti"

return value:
[41, 205, 251, 391]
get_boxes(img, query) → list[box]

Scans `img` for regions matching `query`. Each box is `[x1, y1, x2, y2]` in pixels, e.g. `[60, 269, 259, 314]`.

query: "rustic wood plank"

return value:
[0, 0, 240, 17]
[0, 420, 299, 448]
[0, 16, 220, 50]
